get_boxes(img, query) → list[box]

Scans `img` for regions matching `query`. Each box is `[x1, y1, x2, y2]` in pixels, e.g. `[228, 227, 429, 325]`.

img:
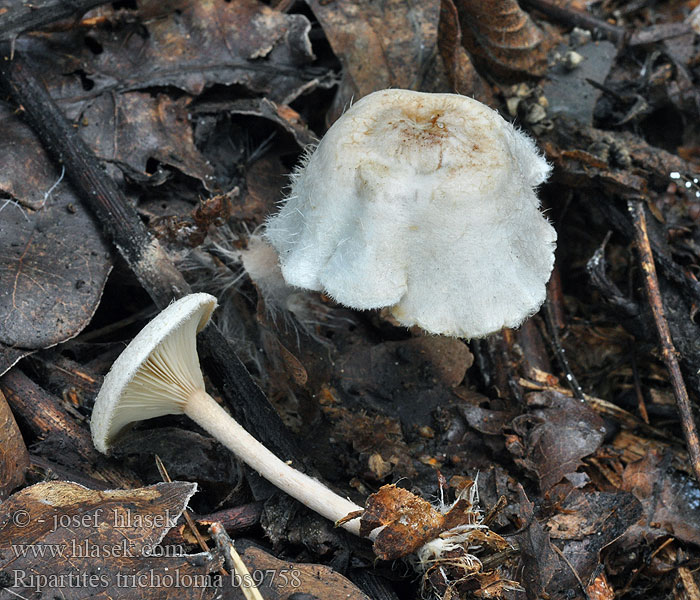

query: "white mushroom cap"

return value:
[264, 89, 557, 338]
[90, 293, 217, 453]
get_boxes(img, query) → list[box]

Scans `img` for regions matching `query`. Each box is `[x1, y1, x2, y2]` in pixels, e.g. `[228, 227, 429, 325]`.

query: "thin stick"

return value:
[520, 0, 626, 43]
[155, 455, 229, 578]
[210, 522, 265, 600]
[551, 543, 591, 600]
[628, 199, 700, 483]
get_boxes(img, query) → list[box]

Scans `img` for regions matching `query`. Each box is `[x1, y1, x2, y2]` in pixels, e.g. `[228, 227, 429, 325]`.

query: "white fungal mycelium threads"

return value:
[265, 89, 557, 338]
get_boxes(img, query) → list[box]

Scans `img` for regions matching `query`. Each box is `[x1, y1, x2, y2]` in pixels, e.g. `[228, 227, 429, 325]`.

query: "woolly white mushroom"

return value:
[90, 293, 362, 535]
[264, 89, 557, 338]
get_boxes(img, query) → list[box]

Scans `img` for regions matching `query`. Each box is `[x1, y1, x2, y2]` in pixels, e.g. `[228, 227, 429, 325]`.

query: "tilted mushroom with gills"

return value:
[90, 293, 517, 595]
[90, 293, 363, 535]
[264, 89, 557, 338]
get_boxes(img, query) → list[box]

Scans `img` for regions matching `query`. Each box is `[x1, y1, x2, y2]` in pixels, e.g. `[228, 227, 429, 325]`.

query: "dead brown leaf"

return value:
[544, 488, 643, 591]
[70, 93, 216, 188]
[220, 541, 370, 600]
[510, 391, 606, 491]
[0, 481, 220, 599]
[0, 107, 112, 366]
[621, 449, 700, 546]
[21, 0, 320, 103]
[307, 0, 449, 111]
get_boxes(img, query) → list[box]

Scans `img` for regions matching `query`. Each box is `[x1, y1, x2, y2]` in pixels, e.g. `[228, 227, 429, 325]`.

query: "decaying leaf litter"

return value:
[0, 0, 699, 598]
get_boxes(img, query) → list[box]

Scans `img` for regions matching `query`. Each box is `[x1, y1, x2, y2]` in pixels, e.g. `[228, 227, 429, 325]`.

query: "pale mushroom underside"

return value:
[90, 293, 217, 453]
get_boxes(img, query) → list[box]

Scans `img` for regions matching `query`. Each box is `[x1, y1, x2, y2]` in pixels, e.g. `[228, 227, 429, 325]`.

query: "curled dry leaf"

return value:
[343, 482, 520, 598]
[510, 391, 606, 491]
[453, 0, 551, 78]
[438, 0, 494, 103]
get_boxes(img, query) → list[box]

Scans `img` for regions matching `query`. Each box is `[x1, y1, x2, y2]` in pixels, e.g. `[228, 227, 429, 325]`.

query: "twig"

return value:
[543, 299, 585, 401]
[551, 543, 592, 600]
[155, 456, 228, 577]
[209, 523, 265, 600]
[520, 0, 626, 43]
[0, 0, 109, 42]
[0, 45, 306, 468]
[628, 199, 700, 484]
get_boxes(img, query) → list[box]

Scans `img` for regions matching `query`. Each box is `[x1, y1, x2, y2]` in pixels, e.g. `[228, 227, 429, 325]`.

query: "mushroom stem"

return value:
[184, 389, 362, 536]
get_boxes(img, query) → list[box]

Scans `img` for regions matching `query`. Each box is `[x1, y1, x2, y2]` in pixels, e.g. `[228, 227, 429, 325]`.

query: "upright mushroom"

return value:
[264, 89, 557, 338]
[90, 293, 362, 535]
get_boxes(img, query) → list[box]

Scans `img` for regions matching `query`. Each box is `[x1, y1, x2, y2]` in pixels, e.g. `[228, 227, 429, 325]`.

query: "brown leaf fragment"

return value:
[544, 488, 642, 594]
[70, 93, 216, 189]
[510, 391, 606, 491]
[151, 193, 234, 248]
[220, 540, 370, 600]
[438, 0, 494, 103]
[470, 570, 521, 598]
[323, 406, 417, 479]
[19, 0, 320, 102]
[621, 449, 700, 546]
[586, 572, 615, 600]
[307, 0, 449, 103]
[512, 484, 559, 598]
[359, 484, 444, 559]
[454, 0, 551, 78]
[0, 389, 29, 500]
[0, 481, 221, 600]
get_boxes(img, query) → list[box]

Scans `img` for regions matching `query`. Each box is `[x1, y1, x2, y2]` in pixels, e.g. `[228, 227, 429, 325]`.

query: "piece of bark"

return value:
[0, 369, 137, 488]
[163, 503, 264, 547]
[0, 389, 29, 500]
